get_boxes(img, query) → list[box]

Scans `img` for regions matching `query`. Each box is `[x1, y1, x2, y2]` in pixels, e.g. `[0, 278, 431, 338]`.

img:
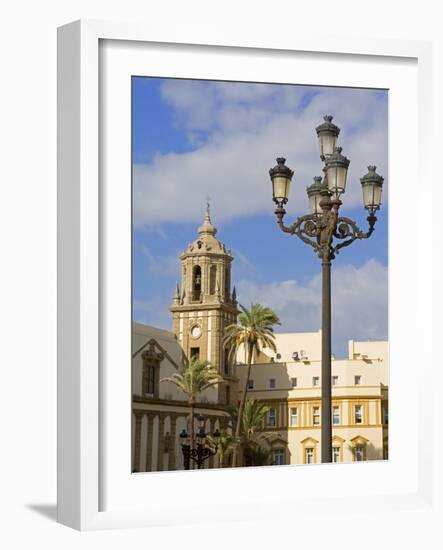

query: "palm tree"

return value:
[227, 399, 280, 466]
[246, 445, 273, 467]
[224, 303, 280, 466]
[241, 398, 270, 440]
[206, 430, 236, 468]
[161, 357, 222, 447]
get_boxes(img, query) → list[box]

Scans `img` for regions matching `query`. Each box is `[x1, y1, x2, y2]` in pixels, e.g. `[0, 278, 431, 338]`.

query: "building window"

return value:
[313, 406, 320, 425]
[354, 404, 363, 424]
[332, 375, 338, 386]
[267, 407, 276, 427]
[247, 379, 254, 390]
[291, 377, 297, 387]
[354, 375, 362, 386]
[269, 378, 276, 389]
[332, 447, 341, 463]
[354, 446, 364, 461]
[226, 385, 230, 404]
[190, 347, 200, 360]
[192, 265, 202, 301]
[305, 447, 314, 464]
[141, 342, 163, 398]
[312, 376, 320, 387]
[209, 265, 217, 295]
[290, 407, 298, 427]
[273, 448, 285, 465]
[332, 406, 340, 425]
[143, 364, 156, 395]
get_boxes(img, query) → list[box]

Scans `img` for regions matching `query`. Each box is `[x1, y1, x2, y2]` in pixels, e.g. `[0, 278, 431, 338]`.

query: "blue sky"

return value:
[132, 77, 388, 358]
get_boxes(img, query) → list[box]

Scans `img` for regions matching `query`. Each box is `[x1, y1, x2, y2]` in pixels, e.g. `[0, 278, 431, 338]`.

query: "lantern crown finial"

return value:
[269, 157, 294, 179]
[360, 165, 384, 185]
[315, 115, 341, 136]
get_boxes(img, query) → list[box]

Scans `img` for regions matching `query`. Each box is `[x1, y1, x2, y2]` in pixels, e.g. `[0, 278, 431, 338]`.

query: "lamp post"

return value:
[179, 414, 221, 470]
[269, 115, 384, 463]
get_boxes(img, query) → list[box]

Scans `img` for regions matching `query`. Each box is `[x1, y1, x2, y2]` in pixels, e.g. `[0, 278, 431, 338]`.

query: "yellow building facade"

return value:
[236, 335, 388, 465]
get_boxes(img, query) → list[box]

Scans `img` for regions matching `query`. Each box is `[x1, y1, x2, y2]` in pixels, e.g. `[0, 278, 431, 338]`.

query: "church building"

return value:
[132, 206, 239, 472]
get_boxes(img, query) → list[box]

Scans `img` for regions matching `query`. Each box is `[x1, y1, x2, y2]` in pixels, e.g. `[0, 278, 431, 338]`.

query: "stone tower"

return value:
[169, 204, 239, 405]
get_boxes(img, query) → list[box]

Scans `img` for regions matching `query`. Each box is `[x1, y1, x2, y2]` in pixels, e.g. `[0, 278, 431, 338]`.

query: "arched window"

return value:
[224, 267, 230, 299]
[192, 265, 202, 301]
[209, 265, 217, 295]
[141, 342, 164, 398]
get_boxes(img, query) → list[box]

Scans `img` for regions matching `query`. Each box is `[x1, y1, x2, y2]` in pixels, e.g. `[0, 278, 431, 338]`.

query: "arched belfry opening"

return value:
[192, 265, 202, 302]
[209, 265, 217, 295]
[224, 266, 230, 300]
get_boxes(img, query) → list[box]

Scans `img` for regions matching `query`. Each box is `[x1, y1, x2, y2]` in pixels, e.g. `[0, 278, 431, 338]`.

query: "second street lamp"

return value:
[179, 414, 221, 470]
[269, 115, 384, 463]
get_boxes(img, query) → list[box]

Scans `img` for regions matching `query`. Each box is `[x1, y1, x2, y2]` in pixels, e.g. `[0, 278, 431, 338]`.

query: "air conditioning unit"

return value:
[292, 351, 299, 361]
[299, 349, 308, 360]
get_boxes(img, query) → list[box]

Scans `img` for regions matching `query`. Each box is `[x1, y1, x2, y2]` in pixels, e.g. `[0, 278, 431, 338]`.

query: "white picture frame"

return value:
[57, 19, 434, 531]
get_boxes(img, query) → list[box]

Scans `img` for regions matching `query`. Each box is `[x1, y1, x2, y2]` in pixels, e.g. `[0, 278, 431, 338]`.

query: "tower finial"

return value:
[198, 197, 217, 236]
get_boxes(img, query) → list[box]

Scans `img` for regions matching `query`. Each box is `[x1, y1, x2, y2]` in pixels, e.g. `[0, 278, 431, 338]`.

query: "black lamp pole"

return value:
[269, 116, 384, 463]
[180, 415, 221, 470]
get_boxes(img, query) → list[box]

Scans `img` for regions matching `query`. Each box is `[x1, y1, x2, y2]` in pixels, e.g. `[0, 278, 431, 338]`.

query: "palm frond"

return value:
[160, 356, 222, 400]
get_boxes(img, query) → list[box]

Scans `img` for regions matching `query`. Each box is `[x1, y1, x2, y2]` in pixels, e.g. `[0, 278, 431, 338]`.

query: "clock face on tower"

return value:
[190, 324, 202, 339]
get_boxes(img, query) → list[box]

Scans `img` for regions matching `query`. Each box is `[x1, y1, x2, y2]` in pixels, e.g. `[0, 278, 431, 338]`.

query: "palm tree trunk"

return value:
[189, 402, 195, 443]
[189, 399, 195, 469]
[232, 343, 254, 467]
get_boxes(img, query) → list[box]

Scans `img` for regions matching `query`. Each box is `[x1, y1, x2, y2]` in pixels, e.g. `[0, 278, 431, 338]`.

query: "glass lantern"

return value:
[307, 176, 327, 216]
[179, 429, 190, 447]
[196, 427, 206, 446]
[325, 147, 350, 197]
[269, 157, 294, 205]
[360, 165, 384, 211]
[212, 429, 221, 446]
[315, 115, 341, 158]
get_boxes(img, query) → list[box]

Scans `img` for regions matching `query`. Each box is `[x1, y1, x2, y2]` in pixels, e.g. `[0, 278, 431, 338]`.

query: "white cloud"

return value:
[236, 259, 388, 358]
[135, 243, 181, 278]
[133, 297, 172, 331]
[134, 81, 388, 228]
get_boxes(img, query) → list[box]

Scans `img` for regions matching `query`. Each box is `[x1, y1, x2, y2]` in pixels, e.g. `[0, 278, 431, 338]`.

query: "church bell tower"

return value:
[169, 204, 239, 404]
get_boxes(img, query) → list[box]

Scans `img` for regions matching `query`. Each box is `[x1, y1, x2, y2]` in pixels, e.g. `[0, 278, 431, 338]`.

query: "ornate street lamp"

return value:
[269, 116, 383, 463]
[179, 414, 221, 470]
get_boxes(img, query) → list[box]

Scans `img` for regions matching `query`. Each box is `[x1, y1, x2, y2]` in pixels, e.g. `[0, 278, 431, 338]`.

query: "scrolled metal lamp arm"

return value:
[275, 199, 378, 262]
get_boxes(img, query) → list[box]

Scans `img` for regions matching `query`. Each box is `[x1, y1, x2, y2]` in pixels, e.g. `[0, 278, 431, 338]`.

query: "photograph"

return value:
[131, 77, 389, 472]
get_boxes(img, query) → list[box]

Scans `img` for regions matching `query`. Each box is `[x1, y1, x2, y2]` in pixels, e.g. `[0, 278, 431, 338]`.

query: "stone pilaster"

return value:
[157, 415, 165, 471]
[145, 414, 154, 472]
[168, 415, 177, 471]
[133, 413, 143, 472]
